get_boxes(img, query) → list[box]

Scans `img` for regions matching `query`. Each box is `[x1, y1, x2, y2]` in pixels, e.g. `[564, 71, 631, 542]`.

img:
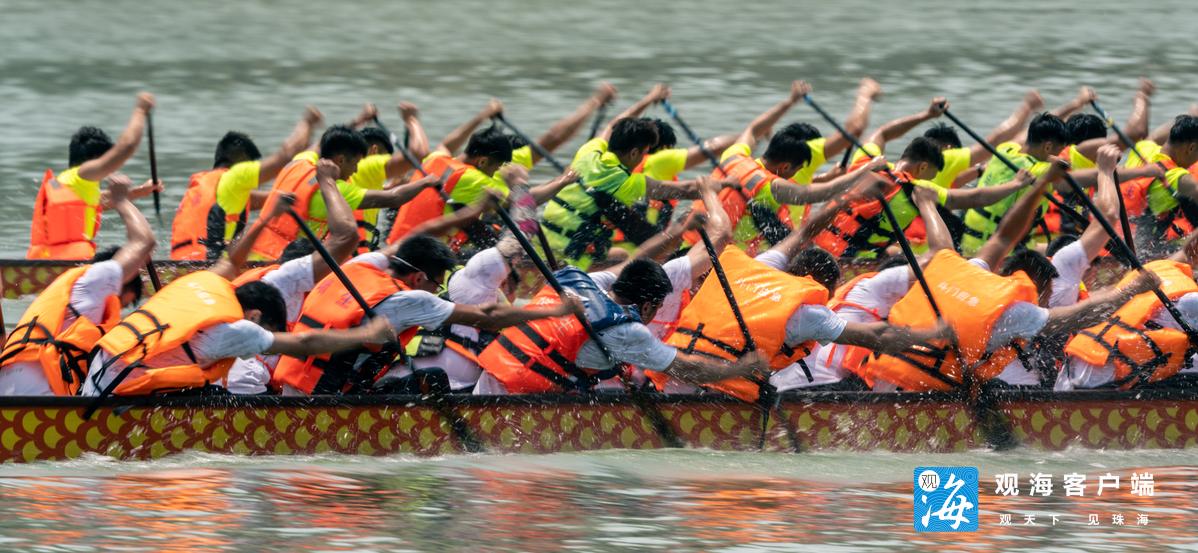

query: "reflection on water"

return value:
[1, 450, 1196, 552]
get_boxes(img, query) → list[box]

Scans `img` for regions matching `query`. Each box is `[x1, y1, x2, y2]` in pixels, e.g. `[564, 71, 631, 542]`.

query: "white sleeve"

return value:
[350, 252, 390, 270]
[374, 290, 456, 331]
[968, 258, 991, 271]
[1049, 241, 1090, 308]
[785, 305, 848, 346]
[69, 260, 124, 323]
[754, 250, 789, 271]
[663, 256, 694, 295]
[576, 322, 677, 371]
[986, 301, 1049, 351]
[848, 266, 912, 314]
[190, 320, 276, 362]
[447, 247, 509, 305]
[587, 271, 618, 293]
[261, 256, 316, 323]
[1151, 292, 1198, 329]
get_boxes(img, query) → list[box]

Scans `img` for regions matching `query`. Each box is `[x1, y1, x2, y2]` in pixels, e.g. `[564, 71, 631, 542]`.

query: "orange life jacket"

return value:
[0, 266, 121, 395]
[170, 168, 247, 260]
[682, 154, 792, 252]
[813, 171, 912, 256]
[271, 262, 417, 394]
[862, 250, 1038, 391]
[231, 264, 281, 287]
[1065, 260, 1198, 389]
[822, 272, 882, 385]
[477, 268, 635, 393]
[386, 156, 468, 244]
[26, 169, 100, 260]
[92, 271, 244, 396]
[249, 158, 323, 261]
[652, 247, 829, 402]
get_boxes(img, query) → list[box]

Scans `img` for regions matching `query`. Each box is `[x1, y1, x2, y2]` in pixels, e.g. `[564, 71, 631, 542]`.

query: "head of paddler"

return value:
[611, 258, 672, 323]
[213, 131, 262, 169]
[360, 127, 395, 157]
[388, 234, 458, 294]
[644, 118, 678, 154]
[235, 280, 288, 332]
[778, 122, 822, 143]
[463, 126, 515, 176]
[319, 124, 368, 180]
[894, 137, 944, 181]
[1164, 115, 1198, 168]
[68, 126, 114, 168]
[91, 245, 144, 307]
[608, 118, 659, 170]
[786, 247, 841, 295]
[1025, 113, 1069, 161]
[761, 132, 813, 180]
[923, 123, 963, 151]
[1066, 113, 1107, 145]
[279, 238, 316, 264]
[1000, 248, 1059, 307]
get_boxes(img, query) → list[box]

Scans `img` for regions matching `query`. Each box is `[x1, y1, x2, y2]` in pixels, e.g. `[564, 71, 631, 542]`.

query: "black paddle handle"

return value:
[1090, 99, 1149, 164]
[696, 227, 757, 351]
[146, 113, 161, 220]
[495, 114, 567, 173]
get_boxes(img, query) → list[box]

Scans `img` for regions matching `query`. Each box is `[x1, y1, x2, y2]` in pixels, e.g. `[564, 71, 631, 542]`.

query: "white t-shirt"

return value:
[353, 253, 456, 332]
[0, 261, 123, 396]
[1048, 240, 1089, 308]
[1057, 292, 1198, 390]
[775, 266, 911, 391]
[82, 320, 276, 395]
[261, 256, 316, 324]
[581, 266, 678, 372]
[754, 250, 848, 347]
[404, 247, 510, 390]
[590, 256, 694, 340]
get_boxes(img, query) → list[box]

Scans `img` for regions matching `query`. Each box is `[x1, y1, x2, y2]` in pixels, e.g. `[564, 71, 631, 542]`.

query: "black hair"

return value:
[508, 133, 530, 151]
[901, 137, 946, 171]
[359, 127, 394, 155]
[608, 118, 659, 155]
[1026, 113, 1069, 147]
[877, 254, 910, 271]
[1169, 114, 1198, 145]
[279, 238, 316, 264]
[1045, 233, 1080, 258]
[1065, 113, 1107, 144]
[213, 131, 262, 168]
[613, 258, 673, 306]
[391, 234, 458, 278]
[68, 126, 114, 168]
[319, 125, 369, 160]
[763, 132, 813, 169]
[464, 125, 514, 164]
[788, 247, 841, 291]
[647, 118, 678, 151]
[91, 246, 144, 302]
[779, 122, 822, 142]
[1000, 248, 1059, 293]
[922, 123, 963, 150]
[235, 280, 288, 332]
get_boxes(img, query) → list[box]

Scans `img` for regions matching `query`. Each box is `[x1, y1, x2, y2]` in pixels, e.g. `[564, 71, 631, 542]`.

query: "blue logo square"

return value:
[914, 466, 979, 532]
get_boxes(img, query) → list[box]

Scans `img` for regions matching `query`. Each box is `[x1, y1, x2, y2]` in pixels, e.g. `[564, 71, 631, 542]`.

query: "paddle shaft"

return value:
[1089, 99, 1144, 257]
[1058, 175, 1198, 343]
[939, 108, 1086, 229]
[588, 102, 608, 140]
[696, 228, 756, 350]
[146, 113, 162, 222]
[494, 114, 567, 173]
[1112, 169, 1137, 258]
[1090, 99, 1149, 164]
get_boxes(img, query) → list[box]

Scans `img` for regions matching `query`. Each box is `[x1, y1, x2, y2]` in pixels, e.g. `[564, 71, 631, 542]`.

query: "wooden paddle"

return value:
[493, 204, 684, 448]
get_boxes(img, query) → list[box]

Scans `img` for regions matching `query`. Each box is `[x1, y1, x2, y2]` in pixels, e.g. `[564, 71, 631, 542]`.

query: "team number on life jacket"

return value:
[936, 281, 980, 308]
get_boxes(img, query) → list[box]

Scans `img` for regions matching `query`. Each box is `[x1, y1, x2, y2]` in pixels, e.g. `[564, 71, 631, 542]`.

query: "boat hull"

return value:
[3, 391, 1197, 463]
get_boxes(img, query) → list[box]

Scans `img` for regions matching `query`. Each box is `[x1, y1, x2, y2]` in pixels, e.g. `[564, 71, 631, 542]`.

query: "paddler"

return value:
[0, 175, 155, 395]
[920, 90, 1045, 189]
[249, 125, 442, 261]
[170, 106, 323, 260]
[349, 102, 430, 251]
[776, 77, 882, 185]
[1117, 113, 1198, 252]
[272, 234, 586, 395]
[27, 92, 162, 260]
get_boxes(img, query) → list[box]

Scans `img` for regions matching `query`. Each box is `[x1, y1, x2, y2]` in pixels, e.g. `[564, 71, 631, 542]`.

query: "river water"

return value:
[2, 0, 1198, 550]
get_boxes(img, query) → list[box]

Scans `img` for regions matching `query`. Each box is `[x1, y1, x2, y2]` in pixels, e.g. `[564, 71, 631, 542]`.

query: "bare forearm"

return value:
[688, 134, 737, 169]
[79, 109, 145, 181]
[267, 325, 383, 357]
[536, 97, 604, 162]
[944, 180, 1024, 209]
[405, 115, 430, 161]
[530, 176, 575, 204]
[646, 179, 700, 200]
[110, 199, 156, 278]
[410, 202, 486, 239]
[358, 180, 432, 209]
[1126, 94, 1150, 142]
[979, 103, 1036, 162]
[476, 305, 567, 331]
[1043, 285, 1139, 335]
[439, 112, 490, 155]
[825, 91, 874, 158]
[869, 111, 935, 146]
[661, 352, 745, 385]
[916, 198, 954, 254]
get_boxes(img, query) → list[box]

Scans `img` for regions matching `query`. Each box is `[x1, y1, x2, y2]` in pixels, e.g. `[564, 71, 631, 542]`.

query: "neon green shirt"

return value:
[56, 167, 101, 239]
[214, 160, 262, 240]
[931, 147, 971, 189]
[642, 148, 688, 180]
[790, 138, 827, 185]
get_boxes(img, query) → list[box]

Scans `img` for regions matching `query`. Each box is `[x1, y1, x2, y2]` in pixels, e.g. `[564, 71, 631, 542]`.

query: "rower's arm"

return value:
[1050, 86, 1096, 119]
[969, 91, 1042, 164]
[1064, 164, 1161, 192]
[660, 350, 768, 385]
[266, 317, 396, 357]
[1172, 229, 1198, 267]
[834, 321, 953, 355]
[943, 170, 1033, 209]
[102, 176, 156, 282]
[686, 133, 737, 169]
[645, 177, 701, 201]
[531, 83, 616, 164]
[259, 107, 322, 183]
[865, 97, 946, 150]
[310, 160, 359, 283]
[447, 298, 583, 331]
[770, 158, 879, 205]
[1042, 270, 1160, 335]
[734, 81, 809, 149]
[974, 159, 1067, 269]
[823, 78, 881, 158]
[357, 174, 439, 209]
[1125, 79, 1154, 143]
[684, 176, 734, 273]
[600, 84, 669, 141]
[212, 193, 296, 280]
[1078, 145, 1123, 260]
[383, 103, 429, 178]
[78, 93, 152, 182]
[408, 192, 498, 239]
[913, 185, 954, 256]
[435, 99, 503, 156]
[529, 169, 580, 205]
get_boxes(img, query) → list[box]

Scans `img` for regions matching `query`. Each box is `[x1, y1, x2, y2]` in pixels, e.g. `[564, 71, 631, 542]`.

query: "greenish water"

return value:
[2, 0, 1198, 550]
